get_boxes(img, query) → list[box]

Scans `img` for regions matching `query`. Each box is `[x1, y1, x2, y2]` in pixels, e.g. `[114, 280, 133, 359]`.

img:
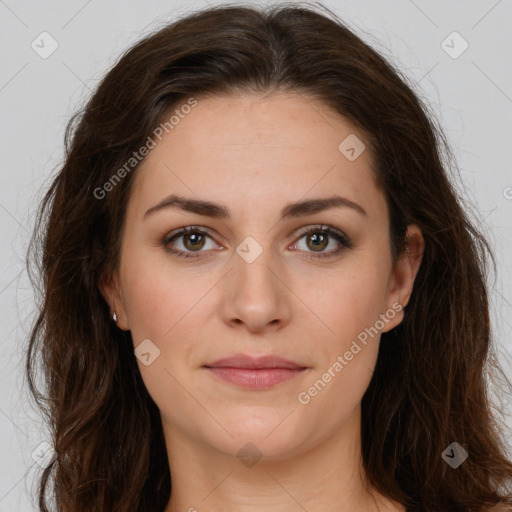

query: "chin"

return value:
[204, 409, 312, 461]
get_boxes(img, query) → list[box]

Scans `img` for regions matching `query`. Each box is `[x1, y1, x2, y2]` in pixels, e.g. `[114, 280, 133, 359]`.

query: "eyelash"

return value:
[162, 225, 353, 260]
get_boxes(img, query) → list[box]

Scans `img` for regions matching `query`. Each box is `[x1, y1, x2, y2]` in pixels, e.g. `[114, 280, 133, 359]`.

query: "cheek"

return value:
[120, 251, 208, 340]
[294, 267, 386, 422]
[297, 337, 379, 434]
[119, 253, 223, 396]
[309, 259, 390, 341]
[297, 252, 390, 390]
[122, 275, 172, 340]
[120, 259, 213, 416]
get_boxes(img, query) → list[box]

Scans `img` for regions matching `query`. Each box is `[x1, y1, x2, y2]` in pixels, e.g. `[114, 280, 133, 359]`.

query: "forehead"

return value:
[128, 91, 384, 221]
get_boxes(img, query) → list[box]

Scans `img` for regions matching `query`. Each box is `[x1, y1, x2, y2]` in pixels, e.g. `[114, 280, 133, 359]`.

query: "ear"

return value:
[382, 225, 424, 332]
[98, 270, 130, 331]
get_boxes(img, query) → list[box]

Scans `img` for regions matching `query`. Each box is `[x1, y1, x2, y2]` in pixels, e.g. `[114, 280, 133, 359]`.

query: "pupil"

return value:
[186, 233, 203, 249]
[309, 232, 326, 251]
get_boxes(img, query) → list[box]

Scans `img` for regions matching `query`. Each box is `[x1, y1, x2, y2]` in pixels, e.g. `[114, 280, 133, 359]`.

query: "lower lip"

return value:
[205, 367, 306, 389]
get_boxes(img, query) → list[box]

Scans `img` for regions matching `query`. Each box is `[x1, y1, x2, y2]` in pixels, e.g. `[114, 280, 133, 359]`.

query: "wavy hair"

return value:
[26, 2, 512, 511]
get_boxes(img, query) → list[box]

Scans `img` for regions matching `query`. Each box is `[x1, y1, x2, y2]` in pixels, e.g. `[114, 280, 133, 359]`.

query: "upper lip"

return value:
[204, 354, 306, 370]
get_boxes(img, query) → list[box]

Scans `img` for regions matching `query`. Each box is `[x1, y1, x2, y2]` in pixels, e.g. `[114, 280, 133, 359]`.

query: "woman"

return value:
[26, 2, 512, 511]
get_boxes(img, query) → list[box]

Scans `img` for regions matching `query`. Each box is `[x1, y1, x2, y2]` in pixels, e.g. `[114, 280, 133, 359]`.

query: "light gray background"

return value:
[1, 0, 511, 509]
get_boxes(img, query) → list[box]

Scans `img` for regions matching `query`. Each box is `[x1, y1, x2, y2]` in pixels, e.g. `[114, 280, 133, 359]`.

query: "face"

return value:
[102, 91, 422, 461]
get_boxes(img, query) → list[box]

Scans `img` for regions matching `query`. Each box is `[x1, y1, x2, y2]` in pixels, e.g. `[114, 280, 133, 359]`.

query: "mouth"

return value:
[203, 354, 309, 390]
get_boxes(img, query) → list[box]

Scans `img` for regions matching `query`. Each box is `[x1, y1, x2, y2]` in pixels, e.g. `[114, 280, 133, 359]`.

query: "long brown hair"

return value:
[26, 2, 512, 511]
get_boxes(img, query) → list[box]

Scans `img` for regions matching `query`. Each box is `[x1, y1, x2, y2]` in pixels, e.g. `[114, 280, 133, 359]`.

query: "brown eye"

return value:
[305, 231, 329, 252]
[293, 225, 353, 259]
[163, 227, 218, 259]
[163, 225, 352, 261]
[182, 231, 206, 251]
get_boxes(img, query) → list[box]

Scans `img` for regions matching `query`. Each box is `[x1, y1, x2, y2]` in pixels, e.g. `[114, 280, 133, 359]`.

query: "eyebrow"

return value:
[144, 193, 367, 220]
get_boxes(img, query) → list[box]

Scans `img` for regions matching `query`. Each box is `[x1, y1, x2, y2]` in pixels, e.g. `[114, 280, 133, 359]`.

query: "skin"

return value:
[101, 91, 424, 512]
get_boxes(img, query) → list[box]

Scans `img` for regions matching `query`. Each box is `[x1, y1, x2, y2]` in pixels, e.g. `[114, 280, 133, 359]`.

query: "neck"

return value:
[162, 406, 402, 512]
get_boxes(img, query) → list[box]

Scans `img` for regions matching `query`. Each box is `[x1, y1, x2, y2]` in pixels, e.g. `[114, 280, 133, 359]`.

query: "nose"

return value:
[219, 242, 292, 333]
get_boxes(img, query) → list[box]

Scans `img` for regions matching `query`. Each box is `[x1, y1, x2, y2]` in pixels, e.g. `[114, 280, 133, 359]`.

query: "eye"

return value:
[291, 225, 353, 259]
[162, 225, 352, 259]
[163, 226, 220, 259]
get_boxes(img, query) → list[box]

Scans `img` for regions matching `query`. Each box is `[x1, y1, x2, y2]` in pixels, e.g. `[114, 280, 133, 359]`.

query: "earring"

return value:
[112, 311, 117, 323]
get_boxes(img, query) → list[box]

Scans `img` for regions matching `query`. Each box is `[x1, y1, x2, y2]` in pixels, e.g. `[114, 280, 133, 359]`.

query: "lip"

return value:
[206, 354, 305, 369]
[204, 354, 308, 390]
